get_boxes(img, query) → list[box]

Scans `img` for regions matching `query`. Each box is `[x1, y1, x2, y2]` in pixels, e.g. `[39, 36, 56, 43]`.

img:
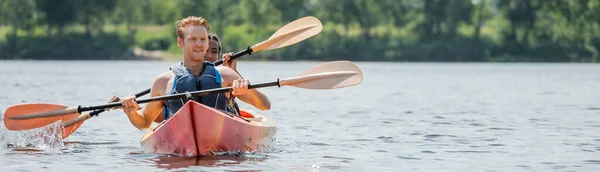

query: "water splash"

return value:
[211, 142, 277, 157]
[0, 121, 65, 150]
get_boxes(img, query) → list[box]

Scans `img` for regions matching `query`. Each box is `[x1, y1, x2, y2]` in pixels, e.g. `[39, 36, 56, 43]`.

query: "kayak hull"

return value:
[140, 101, 276, 156]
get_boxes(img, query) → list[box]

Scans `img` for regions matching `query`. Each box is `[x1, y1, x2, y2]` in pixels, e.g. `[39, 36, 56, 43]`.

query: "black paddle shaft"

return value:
[88, 89, 151, 116]
[214, 46, 253, 66]
[78, 80, 279, 113]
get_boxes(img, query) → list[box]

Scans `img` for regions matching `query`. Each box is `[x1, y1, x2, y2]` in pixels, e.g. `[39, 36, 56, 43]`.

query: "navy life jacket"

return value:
[163, 61, 232, 120]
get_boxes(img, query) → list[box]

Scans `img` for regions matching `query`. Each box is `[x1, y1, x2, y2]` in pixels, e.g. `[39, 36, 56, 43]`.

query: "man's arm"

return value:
[122, 72, 170, 130]
[217, 66, 271, 110]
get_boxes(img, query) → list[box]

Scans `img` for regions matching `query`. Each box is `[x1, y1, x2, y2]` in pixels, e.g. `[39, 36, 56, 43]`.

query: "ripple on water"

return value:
[311, 129, 324, 134]
[421, 150, 435, 154]
[483, 138, 498, 142]
[325, 120, 342, 126]
[487, 127, 515, 131]
[578, 143, 593, 146]
[423, 134, 457, 139]
[583, 160, 600, 164]
[397, 156, 420, 160]
[469, 123, 485, 127]
[581, 149, 595, 152]
[316, 163, 349, 170]
[529, 118, 550, 122]
[109, 146, 140, 150]
[323, 156, 354, 161]
[551, 165, 568, 169]
[377, 136, 397, 143]
[308, 142, 330, 146]
[408, 132, 423, 136]
[584, 107, 600, 111]
[453, 139, 470, 144]
[64, 141, 121, 146]
[292, 126, 308, 130]
[432, 122, 453, 125]
[348, 110, 369, 115]
[66, 149, 91, 154]
[445, 150, 491, 153]
[348, 139, 374, 142]
[379, 118, 404, 122]
[476, 127, 516, 132]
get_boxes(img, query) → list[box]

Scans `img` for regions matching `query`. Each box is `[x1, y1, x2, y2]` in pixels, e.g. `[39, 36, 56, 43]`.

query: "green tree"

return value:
[113, 0, 148, 43]
[1, 0, 38, 33]
[35, 0, 77, 36]
[73, 0, 117, 37]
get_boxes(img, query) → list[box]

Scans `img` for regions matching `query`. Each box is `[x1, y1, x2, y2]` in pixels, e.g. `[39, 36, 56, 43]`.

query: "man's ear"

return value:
[177, 37, 183, 48]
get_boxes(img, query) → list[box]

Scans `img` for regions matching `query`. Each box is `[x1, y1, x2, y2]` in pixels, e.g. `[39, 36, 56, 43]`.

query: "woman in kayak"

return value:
[205, 33, 236, 71]
[204, 33, 243, 116]
[119, 16, 271, 130]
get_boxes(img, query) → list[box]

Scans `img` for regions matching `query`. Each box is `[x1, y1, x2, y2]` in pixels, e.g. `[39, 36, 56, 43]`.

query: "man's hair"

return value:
[208, 33, 222, 54]
[176, 16, 210, 39]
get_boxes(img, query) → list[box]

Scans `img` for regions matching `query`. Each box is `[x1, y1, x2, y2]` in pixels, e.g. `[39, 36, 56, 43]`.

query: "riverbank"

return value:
[1, 25, 597, 63]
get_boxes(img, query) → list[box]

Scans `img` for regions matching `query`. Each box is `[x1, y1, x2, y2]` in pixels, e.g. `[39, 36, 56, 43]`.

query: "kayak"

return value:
[139, 101, 277, 156]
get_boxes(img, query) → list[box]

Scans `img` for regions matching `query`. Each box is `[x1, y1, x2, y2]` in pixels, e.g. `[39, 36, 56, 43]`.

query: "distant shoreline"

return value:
[2, 56, 598, 64]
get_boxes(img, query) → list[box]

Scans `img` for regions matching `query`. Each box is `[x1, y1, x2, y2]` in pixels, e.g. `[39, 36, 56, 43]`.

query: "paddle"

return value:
[213, 16, 322, 65]
[131, 16, 323, 96]
[3, 89, 150, 139]
[62, 89, 150, 128]
[7, 61, 362, 121]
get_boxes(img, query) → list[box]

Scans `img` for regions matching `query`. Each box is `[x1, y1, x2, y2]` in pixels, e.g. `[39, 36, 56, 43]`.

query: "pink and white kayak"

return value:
[140, 101, 277, 156]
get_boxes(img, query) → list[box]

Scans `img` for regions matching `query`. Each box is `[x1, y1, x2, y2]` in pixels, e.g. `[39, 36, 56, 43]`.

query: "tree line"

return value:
[1, 0, 599, 62]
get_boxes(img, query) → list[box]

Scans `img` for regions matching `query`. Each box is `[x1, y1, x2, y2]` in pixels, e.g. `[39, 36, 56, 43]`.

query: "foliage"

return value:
[1, 0, 599, 62]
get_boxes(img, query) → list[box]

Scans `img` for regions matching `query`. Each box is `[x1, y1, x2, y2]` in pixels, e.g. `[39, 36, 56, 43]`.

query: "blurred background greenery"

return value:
[0, 0, 598, 62]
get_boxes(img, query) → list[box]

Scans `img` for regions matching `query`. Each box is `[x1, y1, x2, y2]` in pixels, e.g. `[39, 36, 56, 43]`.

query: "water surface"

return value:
[1, 61, 599, 171]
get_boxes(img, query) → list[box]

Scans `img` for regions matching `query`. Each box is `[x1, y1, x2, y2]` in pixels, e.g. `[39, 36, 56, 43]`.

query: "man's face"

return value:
[177, 25, 209, 62]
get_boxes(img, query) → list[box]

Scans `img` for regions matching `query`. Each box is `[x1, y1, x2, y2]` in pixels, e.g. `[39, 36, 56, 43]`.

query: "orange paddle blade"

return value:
[3, 103, 84, 139]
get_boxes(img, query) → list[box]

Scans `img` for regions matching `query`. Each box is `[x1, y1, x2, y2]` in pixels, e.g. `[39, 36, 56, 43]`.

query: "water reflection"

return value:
[146, 152, 267, 170]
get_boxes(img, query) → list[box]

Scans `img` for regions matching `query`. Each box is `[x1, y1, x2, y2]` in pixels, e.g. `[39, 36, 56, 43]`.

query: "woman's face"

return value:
[205, 39, 220, 62]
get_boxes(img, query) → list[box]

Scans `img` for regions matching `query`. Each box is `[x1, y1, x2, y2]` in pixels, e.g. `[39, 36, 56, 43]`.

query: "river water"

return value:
[0, 60, 599, 171]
